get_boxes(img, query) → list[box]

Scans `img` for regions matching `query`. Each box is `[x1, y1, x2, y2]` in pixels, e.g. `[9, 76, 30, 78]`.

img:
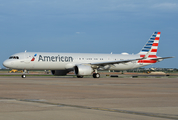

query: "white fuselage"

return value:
[3, 52, 153, 71]
[3, 32, 173, 78]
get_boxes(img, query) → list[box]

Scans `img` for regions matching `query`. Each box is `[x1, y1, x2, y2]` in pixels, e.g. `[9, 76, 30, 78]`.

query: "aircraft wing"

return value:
[90, 56, 174, 66]
[90, 58, 144, 66]
[90, 49, 152, 66]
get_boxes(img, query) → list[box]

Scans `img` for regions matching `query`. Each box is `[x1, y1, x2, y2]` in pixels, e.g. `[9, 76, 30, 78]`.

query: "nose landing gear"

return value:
[21, 74, 26, 78]
[21, 70, 27, 78]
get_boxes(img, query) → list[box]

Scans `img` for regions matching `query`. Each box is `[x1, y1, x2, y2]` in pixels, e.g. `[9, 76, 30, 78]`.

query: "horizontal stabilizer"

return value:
[150, 56, 174, 61]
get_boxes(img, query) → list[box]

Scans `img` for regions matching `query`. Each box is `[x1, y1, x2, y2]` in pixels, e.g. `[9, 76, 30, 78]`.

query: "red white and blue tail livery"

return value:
[3, 32, 174, 78]
[137, 32, 161, 64]
[139, 32, 160, 58]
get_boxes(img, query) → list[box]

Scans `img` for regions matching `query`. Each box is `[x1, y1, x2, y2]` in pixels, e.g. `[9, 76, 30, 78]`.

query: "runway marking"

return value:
[0, 97, 177, 119]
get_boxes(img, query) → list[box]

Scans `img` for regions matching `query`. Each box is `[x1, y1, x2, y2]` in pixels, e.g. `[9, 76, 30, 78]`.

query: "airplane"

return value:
[3, 32, 173, 78]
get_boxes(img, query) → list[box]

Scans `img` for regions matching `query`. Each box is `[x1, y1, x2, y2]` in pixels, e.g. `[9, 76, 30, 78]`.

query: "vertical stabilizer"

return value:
[139, 32, 161, 58]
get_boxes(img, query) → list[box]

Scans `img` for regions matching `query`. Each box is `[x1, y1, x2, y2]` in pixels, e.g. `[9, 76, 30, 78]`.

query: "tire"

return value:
[93, 73, 100, 78]
[21, 74, 26, 78]
[93, 73, 96, 78]
[96, 73, 100, 78]
[77, 75, 83, 78]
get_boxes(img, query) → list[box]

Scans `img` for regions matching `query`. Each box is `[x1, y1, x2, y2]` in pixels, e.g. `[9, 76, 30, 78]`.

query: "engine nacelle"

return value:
[51, 70, 69, 76]
[74, 65, 93, 76]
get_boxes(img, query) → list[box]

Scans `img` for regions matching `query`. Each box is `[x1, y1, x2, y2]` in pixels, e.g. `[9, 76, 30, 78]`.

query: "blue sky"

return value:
[0, 0, 177, 68]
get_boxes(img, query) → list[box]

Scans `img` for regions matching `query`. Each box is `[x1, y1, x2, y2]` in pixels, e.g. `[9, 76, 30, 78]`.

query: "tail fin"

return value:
[139, 32, 161, 58]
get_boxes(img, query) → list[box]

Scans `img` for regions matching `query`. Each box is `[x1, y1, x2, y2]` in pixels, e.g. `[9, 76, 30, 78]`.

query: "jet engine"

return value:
[51, 70, 69, 76]
[74, 65, 93, 76]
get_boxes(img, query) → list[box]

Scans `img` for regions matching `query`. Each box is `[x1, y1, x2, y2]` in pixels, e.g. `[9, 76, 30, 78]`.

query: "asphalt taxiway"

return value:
[0, 76, 178, 120]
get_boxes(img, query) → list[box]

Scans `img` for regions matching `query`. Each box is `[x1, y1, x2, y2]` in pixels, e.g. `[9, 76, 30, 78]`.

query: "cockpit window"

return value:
[9, 56, 19, 59]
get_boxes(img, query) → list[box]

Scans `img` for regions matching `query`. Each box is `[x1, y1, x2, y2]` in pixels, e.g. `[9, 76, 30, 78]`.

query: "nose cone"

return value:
[3, 60, 12, 68]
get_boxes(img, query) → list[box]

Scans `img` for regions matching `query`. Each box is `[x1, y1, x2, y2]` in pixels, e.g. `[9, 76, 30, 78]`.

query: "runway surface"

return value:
[0, 76, 178, 120]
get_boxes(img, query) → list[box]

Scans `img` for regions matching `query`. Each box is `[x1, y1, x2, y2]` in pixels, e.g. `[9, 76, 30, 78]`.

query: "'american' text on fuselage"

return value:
[38, 55, 73, 62]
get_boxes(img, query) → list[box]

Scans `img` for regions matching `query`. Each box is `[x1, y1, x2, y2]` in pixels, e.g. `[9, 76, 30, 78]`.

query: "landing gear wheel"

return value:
[77, 75, 83, 78]
[96, 73, 100, 78]
[93, 73, 100, 78]
[21, 74, 26, 78]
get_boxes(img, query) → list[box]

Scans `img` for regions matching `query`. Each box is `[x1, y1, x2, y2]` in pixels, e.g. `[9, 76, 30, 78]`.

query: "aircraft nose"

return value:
[3, 60, 11, 68]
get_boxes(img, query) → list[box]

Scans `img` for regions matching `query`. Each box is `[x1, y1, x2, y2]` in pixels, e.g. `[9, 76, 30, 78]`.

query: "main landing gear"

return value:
[93, 69, 100, 78]
[93, 73, 100, 78]
[77, 75, 83, 78]
[77, 73, 100, 78]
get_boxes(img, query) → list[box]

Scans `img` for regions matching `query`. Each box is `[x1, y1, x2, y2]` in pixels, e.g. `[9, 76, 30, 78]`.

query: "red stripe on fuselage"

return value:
[138, 60, 157, 63]
[140, 55, 144, 57]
